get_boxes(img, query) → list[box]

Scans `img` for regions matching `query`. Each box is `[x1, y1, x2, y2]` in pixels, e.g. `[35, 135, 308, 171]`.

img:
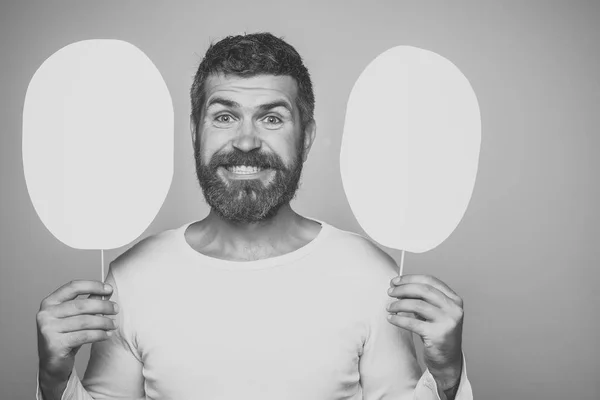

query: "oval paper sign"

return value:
[341, 46, 481, 253]
[23, 39, 174, 250]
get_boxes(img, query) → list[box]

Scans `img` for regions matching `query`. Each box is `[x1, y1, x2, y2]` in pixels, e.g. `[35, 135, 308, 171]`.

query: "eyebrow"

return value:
[206, 96, 293, 115]
[257, 100, 293, 115]
[206, 97, 240, 110]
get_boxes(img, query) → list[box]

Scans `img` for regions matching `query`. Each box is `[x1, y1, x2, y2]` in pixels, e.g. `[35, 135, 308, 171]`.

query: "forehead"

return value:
[203, 73, 299, 109]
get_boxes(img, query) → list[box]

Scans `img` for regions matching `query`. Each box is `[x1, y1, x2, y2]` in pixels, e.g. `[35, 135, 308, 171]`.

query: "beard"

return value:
[194, 135, 305, 224]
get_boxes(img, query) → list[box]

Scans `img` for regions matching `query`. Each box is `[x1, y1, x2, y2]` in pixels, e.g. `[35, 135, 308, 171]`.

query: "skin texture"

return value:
[387, 273, 465, 399]
[189, 73, 320, 261]
[37, 280, 118, 400]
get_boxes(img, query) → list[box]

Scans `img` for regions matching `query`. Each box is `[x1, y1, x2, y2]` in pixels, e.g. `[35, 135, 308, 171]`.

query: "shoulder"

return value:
[324, 221, 399, 285]
[108, 224, 183, 282]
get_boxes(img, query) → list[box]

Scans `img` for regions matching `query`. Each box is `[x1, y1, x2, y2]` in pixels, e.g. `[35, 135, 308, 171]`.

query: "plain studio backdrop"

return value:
[1, 1, 598, 399]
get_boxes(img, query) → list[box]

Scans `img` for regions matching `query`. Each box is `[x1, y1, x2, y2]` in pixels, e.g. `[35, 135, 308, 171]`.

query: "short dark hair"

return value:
[190, 32, 315, 132]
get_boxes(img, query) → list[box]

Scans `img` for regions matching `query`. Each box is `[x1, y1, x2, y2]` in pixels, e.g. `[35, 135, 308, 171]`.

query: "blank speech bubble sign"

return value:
[23, 39, 174, 250]
[341, 46, 481, 254]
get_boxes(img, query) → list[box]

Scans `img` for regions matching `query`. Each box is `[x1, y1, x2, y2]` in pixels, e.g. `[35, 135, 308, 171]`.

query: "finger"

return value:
[387, 299, 442, 321]
[43, 280, 113, 307]
[388, 283, 449, 309]
[387, 313, 426, 336]
[65, 329, 114, 348]
[394, 274, 462, 305]
[88, 293, 113, 301]
[53, 299, 119, 318]
[56, 315, 117, 333]
[89, 293, 114, 306]
[395, 311, 426, 321]
[396, 311, 426, 320]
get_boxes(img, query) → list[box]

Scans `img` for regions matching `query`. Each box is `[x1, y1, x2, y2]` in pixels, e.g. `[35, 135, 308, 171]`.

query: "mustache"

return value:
[208, 150, 286, 170]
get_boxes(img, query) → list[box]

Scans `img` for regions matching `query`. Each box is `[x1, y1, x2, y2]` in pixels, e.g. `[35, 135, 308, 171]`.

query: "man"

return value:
[36, 32, 472, 400]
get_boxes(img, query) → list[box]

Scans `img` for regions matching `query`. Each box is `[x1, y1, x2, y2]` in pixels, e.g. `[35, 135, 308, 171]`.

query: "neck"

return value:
[201, 204, 301, 252]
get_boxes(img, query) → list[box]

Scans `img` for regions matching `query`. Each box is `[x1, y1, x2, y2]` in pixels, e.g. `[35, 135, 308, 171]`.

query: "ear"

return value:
[301, 119, 317, 163]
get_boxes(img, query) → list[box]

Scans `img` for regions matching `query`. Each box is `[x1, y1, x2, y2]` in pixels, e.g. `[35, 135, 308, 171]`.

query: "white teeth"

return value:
[227, 165, 262, 174]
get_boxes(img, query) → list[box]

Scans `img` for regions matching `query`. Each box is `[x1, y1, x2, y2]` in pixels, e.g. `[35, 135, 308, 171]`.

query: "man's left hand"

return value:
[386, 274, 464, 392]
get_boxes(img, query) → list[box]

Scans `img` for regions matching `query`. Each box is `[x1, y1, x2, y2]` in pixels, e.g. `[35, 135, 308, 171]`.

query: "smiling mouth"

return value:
[219, 165, 275, 179]
[225, 165, 266, 174]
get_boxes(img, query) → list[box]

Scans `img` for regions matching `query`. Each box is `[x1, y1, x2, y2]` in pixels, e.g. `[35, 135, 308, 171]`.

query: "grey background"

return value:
[1, 1, 598, 399]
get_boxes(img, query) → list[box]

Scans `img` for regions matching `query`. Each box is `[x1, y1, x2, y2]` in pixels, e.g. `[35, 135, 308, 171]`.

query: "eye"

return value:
[215, 114, 234, 123]
[263, 115, 283, 125]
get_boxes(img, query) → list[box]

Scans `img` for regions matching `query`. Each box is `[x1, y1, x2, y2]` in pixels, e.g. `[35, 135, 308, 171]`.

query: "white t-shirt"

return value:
[37, 217, 472, 400]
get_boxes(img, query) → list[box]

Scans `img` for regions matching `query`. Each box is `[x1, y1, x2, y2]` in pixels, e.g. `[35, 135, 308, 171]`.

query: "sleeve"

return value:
[358, 251, 473, 400]
[418, 353, 473, 400]
[36, 266, 145, 400]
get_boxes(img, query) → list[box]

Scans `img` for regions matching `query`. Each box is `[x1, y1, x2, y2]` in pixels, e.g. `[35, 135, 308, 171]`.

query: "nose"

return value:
[232, 119, 261, 152]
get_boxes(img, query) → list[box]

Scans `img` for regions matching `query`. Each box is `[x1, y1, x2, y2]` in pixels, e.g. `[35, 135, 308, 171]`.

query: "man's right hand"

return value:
[36, 280, 119, 399]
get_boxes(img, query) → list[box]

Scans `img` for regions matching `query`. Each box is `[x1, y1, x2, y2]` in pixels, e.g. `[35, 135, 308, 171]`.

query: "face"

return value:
[193, 73, 315, 224]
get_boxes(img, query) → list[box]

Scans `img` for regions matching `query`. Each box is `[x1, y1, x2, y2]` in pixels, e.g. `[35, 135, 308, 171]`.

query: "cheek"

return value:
[273, 136, 300, 165]
[196, 136, 219, 165]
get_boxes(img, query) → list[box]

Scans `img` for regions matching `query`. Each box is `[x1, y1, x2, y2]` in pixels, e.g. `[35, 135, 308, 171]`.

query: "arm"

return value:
[37, 268, 145, 400]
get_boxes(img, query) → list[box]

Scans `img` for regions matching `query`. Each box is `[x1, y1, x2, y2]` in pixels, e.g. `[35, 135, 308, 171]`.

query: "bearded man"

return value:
[36, 32, 473, 400]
